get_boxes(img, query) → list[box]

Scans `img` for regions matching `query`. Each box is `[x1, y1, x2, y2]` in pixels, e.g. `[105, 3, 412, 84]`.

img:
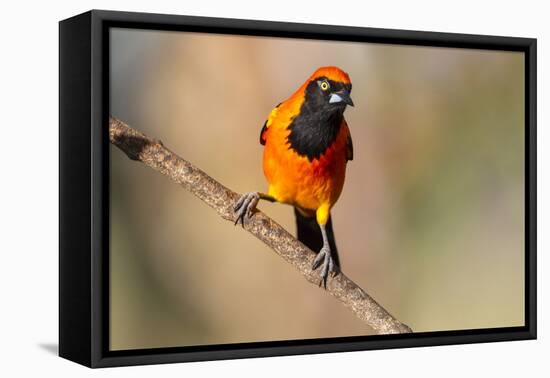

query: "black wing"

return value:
[347, 133, 354, 161]
[259, 102, 281, 145]
[259, 120, 268, 145]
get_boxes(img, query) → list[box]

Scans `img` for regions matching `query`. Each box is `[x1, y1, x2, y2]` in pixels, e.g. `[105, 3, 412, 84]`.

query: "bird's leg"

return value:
[234, 192, 275, 226]
[312, 224, 338, 289]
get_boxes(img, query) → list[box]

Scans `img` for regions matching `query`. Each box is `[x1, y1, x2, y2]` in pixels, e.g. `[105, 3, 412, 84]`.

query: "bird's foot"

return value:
[312, 246, 339, 289]
[234, 192, 260, 226]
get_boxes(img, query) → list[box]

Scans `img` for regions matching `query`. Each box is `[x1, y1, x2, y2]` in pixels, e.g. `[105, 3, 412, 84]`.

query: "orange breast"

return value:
[262, 118, 350, 212]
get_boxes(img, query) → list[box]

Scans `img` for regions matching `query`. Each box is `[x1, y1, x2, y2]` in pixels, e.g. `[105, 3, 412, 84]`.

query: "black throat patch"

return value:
[286, 78, 346, 161]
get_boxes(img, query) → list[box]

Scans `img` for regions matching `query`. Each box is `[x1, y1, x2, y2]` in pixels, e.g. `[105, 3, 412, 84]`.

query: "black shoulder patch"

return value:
[259, 102, 281, 145]
[347, 134, 353, 161]
[259, 120, 268, 145]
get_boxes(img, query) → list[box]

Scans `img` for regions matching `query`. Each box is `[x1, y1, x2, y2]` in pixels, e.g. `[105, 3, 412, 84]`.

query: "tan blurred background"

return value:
[109, 28, 525, 351]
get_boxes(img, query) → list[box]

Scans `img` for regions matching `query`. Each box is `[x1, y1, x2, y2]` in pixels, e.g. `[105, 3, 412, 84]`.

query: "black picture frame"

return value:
[59, 9, 537, 368]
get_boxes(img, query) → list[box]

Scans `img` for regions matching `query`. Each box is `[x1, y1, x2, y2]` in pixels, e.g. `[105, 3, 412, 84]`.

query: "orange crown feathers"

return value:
[308, 66, 351, 85]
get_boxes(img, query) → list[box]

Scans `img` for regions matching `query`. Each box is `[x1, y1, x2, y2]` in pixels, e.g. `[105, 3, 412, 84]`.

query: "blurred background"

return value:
[109, 28, 525, 351]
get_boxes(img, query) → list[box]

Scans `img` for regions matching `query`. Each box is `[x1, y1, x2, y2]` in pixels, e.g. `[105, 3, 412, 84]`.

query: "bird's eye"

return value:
[319, 81, 330, 91]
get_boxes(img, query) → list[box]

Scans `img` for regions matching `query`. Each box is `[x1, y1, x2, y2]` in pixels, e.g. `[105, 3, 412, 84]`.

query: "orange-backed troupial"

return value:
[234, 66, 354, 287]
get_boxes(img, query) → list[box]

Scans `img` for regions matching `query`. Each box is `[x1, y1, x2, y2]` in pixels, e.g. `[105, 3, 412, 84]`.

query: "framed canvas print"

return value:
[59, 10, 537, 368]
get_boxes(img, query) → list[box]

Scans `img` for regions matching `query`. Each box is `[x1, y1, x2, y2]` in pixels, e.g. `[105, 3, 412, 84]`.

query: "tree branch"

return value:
[109, 116, 413, 334]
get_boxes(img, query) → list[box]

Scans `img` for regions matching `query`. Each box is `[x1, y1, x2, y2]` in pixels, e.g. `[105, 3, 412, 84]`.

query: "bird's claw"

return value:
[312, 246, 339, 289]
[234, 192, 260, 227]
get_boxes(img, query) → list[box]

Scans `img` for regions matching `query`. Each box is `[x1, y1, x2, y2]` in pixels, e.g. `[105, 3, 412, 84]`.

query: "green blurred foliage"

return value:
[109, 29, 524, 350]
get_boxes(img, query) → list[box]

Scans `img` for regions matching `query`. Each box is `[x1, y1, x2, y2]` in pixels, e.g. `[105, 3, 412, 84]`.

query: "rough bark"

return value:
[109, 116, 413, 334]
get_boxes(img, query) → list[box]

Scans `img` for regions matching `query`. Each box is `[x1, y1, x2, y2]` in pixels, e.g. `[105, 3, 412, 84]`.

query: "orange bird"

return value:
[234, 66, 354, 287]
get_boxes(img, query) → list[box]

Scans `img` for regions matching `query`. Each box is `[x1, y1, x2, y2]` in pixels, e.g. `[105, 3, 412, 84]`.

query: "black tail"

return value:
[294, 208, 340, 268]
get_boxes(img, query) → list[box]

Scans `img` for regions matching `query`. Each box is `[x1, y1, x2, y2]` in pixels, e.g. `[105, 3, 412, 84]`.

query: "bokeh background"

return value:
[109, 28, 525, 351]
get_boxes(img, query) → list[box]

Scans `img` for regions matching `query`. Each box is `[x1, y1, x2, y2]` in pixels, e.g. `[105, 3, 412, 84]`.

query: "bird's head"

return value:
[302, 66, 354, 112]
[284, 66, 353, 160]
